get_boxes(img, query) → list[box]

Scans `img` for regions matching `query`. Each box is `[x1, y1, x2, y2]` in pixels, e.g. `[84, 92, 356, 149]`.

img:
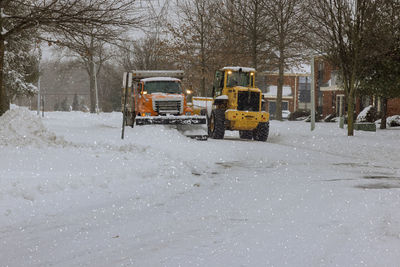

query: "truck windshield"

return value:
[143, 81, 182, 94]
[226, 72, 251, 87]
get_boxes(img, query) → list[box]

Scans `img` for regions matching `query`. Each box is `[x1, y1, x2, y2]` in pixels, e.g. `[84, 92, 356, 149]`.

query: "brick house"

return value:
[313, 57, 400, 117]
[258, 71, 311, 116]
[313, 56, 345, 117]
[387, 99, 400, 115]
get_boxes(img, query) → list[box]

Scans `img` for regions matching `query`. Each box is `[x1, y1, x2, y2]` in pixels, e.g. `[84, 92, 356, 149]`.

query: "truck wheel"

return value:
[209, 109, 225, 139]
[239, 130, 253, 139]
[253, 122, 269, 141]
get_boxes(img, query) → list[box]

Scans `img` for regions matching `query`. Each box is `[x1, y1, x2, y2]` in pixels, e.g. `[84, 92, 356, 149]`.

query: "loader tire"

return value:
[209, 109, 225, 139]
[253, 122, 269, 141]
[239, 130, 253, 139]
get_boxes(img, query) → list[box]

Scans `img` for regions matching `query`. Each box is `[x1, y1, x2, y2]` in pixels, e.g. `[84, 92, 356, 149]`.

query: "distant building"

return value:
[258, 71, 311, 117]
[313, 57, 400, 117]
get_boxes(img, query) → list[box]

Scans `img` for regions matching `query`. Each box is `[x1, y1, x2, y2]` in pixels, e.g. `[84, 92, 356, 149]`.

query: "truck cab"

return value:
[136, 77, 193, 117]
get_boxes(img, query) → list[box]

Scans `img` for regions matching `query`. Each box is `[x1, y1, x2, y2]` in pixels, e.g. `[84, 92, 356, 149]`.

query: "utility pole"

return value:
[37, 45, 42, 116]
[310, 55, 315, 131]
[37, 75, 41, 115]
[94, 61, 99, 114]
[41, 95, 44, 117]
[121, 72, 132, 140]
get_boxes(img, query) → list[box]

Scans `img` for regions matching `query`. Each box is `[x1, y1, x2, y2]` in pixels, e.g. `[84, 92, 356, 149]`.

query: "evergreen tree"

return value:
[4, 28, 39, 101]
[54, 101, 60, 111]
[72, 93, 80, 111]
[358, 1, 400, 129]
[60, 98, 69, 111]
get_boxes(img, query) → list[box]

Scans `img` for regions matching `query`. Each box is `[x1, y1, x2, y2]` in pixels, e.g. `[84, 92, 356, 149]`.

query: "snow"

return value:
[141, 77, 181, 82]
[1, 107, 400, 266]
[357, 105, 373, 122]
[216, 95, 228, 100]
[222, 66, 256, 72]
[192, 97, 213, 108]
[288, 64, 311, 74]
[387, 115, 400, 127]
[130, 70, 184, 80]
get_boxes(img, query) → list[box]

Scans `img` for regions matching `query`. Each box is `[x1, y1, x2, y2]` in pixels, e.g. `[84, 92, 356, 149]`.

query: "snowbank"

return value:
[387, 115, 400, 127]
[0, 107, 66, 147]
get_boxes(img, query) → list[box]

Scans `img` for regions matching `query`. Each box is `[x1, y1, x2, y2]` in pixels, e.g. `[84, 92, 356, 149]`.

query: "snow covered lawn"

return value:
[1, 107, 400, 266]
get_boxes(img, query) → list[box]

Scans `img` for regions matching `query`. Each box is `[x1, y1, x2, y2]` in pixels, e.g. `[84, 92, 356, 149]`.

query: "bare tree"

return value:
[170, 0, 222, 96]
[0, 0, 142, 116]
[263, 0, 308, 120]
[307, 0, 381, 135]
[219, 0, 271, 70]
[47, 30, 114, 113]
[119, 35, 172, 71]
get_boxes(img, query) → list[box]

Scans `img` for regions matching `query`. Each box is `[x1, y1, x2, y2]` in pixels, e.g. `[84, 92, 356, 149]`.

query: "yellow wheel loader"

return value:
[207, 66, 270, 141]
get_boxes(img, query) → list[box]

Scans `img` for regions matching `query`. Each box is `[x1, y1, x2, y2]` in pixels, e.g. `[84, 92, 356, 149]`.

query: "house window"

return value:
[318, 61, 324, 86]
[299, 76, 311, 103]
[268, 100, 289, 115]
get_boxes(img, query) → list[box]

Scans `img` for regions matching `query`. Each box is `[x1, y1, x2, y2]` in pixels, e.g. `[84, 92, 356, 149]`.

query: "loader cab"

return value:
[212, 67, 256, 97]
[212, 70, 225, 97]
[225, 68, 255, 88]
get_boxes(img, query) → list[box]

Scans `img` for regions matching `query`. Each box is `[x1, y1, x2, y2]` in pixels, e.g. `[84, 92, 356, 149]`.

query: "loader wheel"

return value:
[239, 130, 253, 139]
[253, 122, 269, 141]
[209, 109, 225, 139]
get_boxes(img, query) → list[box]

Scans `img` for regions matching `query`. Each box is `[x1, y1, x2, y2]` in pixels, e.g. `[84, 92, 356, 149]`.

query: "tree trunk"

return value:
[380, 97, 387, 129]
[251, 0, 258, 69]
[0, 37, 8, 116]
[252, 33, 257, 69]
[347, 89, 355, 136]
[200, 8, 206, 97]
[275, 53, 284, 120]
[89, 58, 96, 113]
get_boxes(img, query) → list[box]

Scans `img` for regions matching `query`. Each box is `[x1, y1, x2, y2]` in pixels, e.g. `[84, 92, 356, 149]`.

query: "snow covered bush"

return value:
[387, 115, 400, 127]
[324, 113, 336, 122]
[356, 105, 376, 122]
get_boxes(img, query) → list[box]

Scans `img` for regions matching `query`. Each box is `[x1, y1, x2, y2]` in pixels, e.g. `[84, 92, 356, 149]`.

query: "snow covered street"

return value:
[1, 108, 400, 266]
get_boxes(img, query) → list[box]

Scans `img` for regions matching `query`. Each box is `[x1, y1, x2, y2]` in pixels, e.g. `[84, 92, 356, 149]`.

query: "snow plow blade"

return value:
[135, 116, 208, 140]
[135, 116, 206, 125]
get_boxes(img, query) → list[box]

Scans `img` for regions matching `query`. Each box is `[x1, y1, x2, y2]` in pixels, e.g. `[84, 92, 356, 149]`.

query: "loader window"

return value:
[143, 81, 182, 94]
[213, 71, 224, 97]
[227, 71, 251, 87]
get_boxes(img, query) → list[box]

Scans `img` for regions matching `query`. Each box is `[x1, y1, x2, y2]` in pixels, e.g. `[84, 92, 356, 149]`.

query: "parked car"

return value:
[282, 110, 291, 119]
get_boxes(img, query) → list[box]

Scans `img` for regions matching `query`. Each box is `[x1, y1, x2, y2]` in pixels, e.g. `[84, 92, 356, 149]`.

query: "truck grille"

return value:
[237, 91, 260, 111]
[153, 99, 183, 114]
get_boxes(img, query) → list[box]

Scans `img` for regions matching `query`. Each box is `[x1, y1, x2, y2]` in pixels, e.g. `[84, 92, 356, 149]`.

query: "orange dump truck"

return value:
[122, 70, 208, 140]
